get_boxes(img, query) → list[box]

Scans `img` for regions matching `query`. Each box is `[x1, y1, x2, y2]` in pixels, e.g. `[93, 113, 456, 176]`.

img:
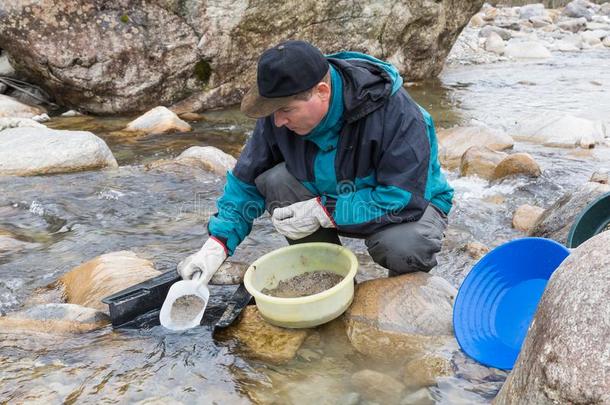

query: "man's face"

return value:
[272, 83, 331, 135]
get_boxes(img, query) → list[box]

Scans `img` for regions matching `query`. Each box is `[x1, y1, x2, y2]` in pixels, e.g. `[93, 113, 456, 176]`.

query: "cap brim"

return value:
[240, 83, 295, 119]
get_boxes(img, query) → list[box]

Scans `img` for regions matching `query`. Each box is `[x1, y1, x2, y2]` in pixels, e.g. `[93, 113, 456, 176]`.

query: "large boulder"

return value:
[0, 1, 200, 115]
[0, 127, 118, 176]
[0, 94, 45, 118]
[437, 126, 514, 170]
[529, 181, 610, 244]
[344, 272, 456, 360]
[562, 0, 595, 21]
[58, 251, 161, 312]
[494, 231, 610, 404]
[0, 0, 484, 115]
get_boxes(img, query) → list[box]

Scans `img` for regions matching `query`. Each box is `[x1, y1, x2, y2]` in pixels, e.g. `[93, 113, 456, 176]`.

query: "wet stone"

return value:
[261, 270, 344, 298]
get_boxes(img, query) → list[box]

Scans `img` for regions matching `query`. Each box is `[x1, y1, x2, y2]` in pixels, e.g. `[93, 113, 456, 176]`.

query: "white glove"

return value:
[271, 197, 336, 240]
[177, 237, 227, 282]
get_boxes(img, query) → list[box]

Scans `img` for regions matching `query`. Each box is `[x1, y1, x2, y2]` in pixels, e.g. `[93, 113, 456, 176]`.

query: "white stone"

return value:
[0, 53, 15, 76]
[0, 94, 46, 118]
[557, 17, 588, 33]
[484, 32, 505, 54]
[513, 114, 606, 148]
[175, 145, 237, 176]
[518, 4, 547, 20]
[553, 33, 584, 51]
[604, 36, 610, 46]
[0, 127, 118, 176]
[505, 39, 552, 58]
[124, 106, 192, 134]
[0, 117, 46, 131]
[61, 110, 83, 117]
[31, 113, 50, 123]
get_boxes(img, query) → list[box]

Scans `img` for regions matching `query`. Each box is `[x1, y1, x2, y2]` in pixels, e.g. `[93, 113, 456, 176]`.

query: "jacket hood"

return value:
[327, 52, 404, 123]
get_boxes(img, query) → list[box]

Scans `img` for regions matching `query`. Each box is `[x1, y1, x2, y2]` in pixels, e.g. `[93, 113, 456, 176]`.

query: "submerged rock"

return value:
[437, 126, 514, 170]
[58, 250, 161, 312]
[491, 153, 541, 180]
[344, 272, 456, 361]
[512, 204, 545, 232]
[210, 260, 249, 285]
[403, 352, 453, 389]
[0, 229, 38, 257]
[0, 127, 118, 176]
[0, 117, 46, 131]
[513, 114, 605, 148]
[529, 181, 610, 244]
[124, 106, 191, 134]
[0, 94, 46, 118]
[459, 146, 508, 180]
[494, 231, 610, 404]
[219, 305, 309, 364]
[0, 303, 109, 334]
[351, 369, 405, 404]
[175, 146, 236, 176]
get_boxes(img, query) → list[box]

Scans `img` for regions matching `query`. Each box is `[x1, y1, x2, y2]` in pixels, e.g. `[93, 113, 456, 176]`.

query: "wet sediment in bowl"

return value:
[261, 270, 344, 298]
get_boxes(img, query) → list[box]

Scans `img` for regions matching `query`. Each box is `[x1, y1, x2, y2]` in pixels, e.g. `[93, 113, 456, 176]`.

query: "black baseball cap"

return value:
[240, 40, 329, 118]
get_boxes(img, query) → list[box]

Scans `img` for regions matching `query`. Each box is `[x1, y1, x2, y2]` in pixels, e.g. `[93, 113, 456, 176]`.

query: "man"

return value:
[178, 40, 453, 283]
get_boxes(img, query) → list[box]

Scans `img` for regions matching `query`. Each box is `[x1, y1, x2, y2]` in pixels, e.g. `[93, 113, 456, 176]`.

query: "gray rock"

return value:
[0, 83, 7, 94]
[0, 52, 15, 76]
[0, 0, 485, 115]
[479, 25, 512, 40]
[210, 260, 248, 284]
[0, 303, 109, 333]
[518, 4, 547, 20]
[0, 127, 118, 176]
[0, 94, 46, 118]
[484, 32, 505, 54]
[494, 231, 610, 404]
[175, 146, 236, 176]
[562, 0, 594, 21]
[557, 17, 588, 33]
[529, 181, 610, 244]
[505, 39, 552, 58]
[590, 170, 609, 184]
[601, 2, 610, 16]
[0, 117, 45, 131]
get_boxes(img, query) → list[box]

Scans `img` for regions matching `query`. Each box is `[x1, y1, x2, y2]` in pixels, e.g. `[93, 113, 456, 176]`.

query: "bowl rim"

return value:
[243, 242, 358, 305]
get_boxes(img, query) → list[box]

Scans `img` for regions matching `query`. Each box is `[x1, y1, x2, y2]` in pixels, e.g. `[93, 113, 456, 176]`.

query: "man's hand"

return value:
[177, 237, 228, 282]
[271, 197, 336, 240]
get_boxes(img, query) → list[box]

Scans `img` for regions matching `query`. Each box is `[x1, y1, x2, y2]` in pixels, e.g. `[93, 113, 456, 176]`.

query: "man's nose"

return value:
[274, 111, 288, 128]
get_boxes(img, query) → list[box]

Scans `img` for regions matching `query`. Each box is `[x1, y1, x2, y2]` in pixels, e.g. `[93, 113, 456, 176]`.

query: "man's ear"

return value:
[316, 82, 331, 102]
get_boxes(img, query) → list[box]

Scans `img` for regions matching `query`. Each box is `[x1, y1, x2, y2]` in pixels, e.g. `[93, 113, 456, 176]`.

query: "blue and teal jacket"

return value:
[208, 52, 454, 255]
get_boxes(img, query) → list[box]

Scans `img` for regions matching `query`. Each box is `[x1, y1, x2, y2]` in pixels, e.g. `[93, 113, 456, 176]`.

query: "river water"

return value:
[1, 48, 609, 403]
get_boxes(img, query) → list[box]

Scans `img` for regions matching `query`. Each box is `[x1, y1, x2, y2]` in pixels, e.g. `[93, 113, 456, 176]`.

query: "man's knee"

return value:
[254, 163, 314, 212]
[366, 225, 443, 276]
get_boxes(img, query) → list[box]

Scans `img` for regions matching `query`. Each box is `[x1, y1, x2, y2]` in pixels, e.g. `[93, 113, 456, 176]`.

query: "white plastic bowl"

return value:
[243, 242, 358, 328]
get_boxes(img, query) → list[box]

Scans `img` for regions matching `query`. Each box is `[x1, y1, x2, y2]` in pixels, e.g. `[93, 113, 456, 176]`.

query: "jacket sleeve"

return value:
[207, 119, 281, 255]
[323, 93, 431, 231]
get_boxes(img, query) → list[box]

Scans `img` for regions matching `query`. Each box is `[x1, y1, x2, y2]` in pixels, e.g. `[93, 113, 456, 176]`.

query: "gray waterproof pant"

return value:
[255, 163, 448, 276]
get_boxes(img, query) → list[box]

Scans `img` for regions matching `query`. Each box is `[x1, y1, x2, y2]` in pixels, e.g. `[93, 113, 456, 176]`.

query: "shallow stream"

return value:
[1, 49, 609, 403]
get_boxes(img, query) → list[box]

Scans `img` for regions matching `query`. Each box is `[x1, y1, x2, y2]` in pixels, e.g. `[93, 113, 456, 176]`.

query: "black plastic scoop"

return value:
[102, 270, 252, 331]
